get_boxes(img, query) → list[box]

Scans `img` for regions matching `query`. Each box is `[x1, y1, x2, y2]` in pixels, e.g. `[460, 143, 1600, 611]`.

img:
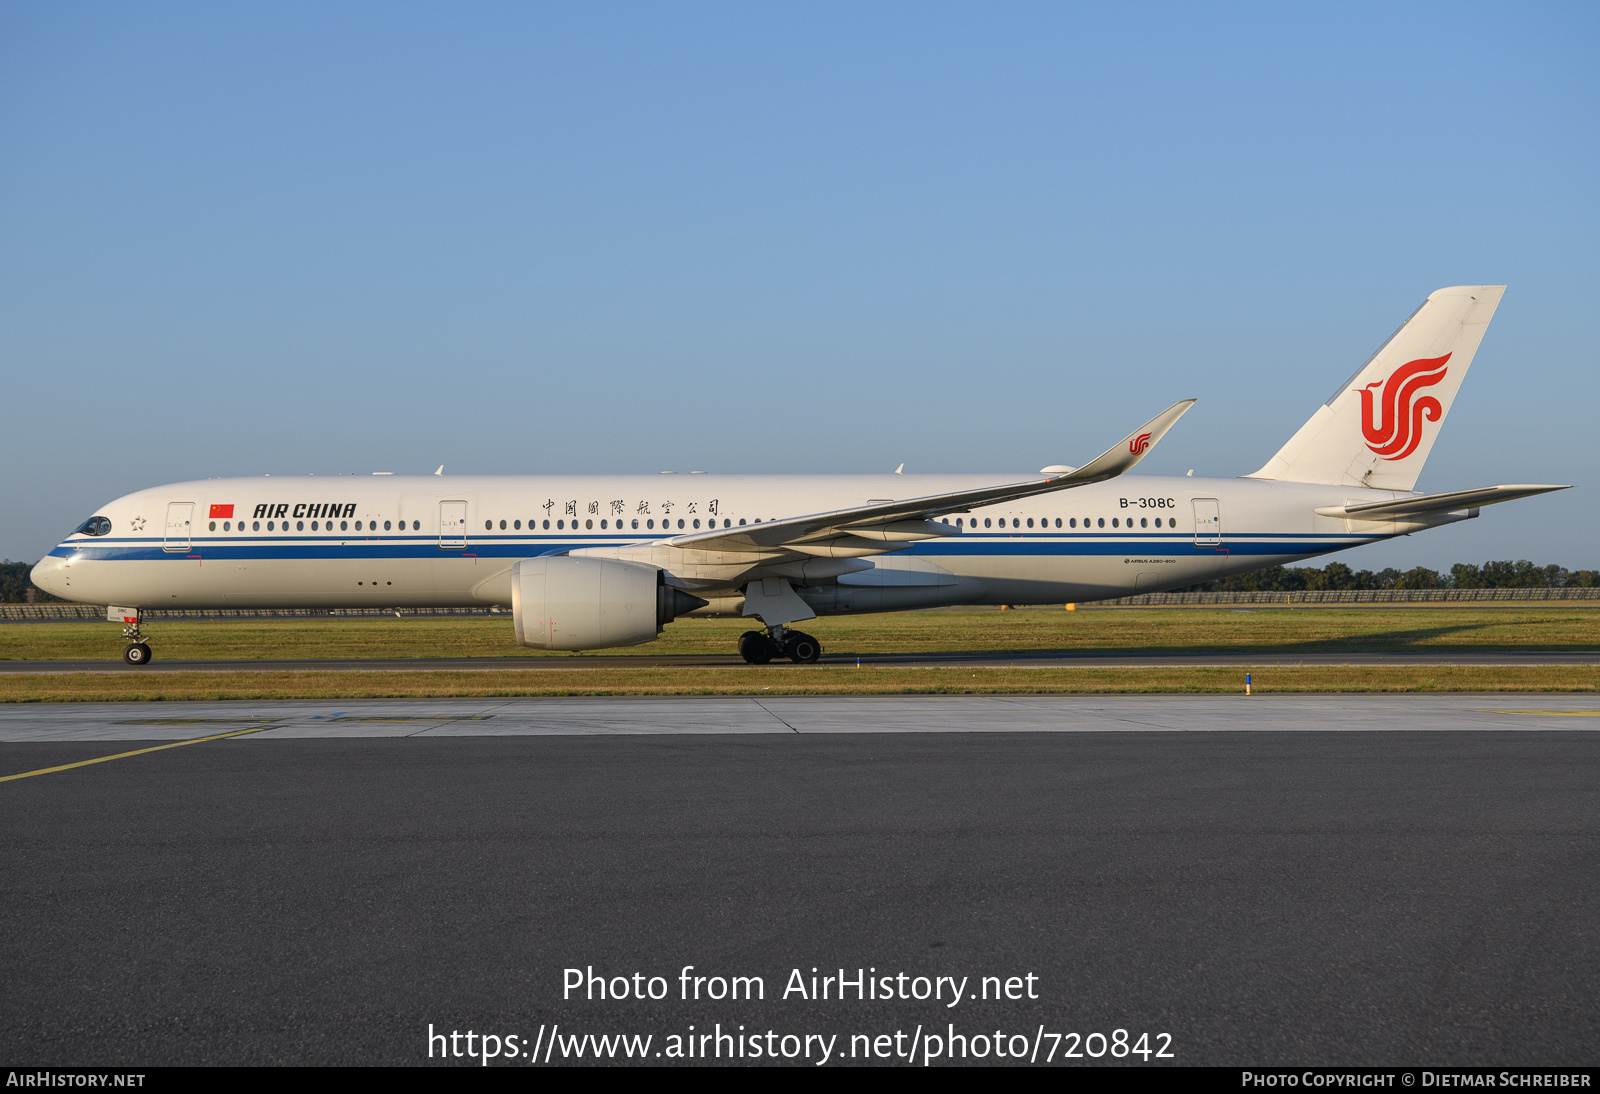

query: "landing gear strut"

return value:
[120, 611, 153, 666]
[738, 625, 822, 665]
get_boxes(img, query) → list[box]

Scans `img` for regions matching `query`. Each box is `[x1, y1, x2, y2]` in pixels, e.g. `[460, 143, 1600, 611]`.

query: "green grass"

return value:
[2, 607, 1599, 662]
[1, 664, 1597, 703]
[2, 608, 1595, 701]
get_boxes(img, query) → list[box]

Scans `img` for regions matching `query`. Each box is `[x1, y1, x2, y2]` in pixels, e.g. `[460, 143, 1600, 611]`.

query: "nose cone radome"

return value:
[30, 555, 68, 599]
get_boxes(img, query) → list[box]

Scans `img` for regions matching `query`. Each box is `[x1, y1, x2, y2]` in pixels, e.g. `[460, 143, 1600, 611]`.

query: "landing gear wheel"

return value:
[786, 632, 822, 664]
[123, 643, 152, 666]
[738, 631, 775, 665]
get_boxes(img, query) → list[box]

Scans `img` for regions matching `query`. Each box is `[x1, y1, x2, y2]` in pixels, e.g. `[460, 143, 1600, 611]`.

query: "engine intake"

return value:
[511, 557, 707, 650]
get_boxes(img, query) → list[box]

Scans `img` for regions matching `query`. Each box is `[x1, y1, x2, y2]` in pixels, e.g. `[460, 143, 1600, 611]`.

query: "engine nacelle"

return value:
[511, 557, 707, 650]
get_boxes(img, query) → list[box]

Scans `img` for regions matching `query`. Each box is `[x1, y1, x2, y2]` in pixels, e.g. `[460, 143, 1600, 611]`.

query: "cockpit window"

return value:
[74, 516, 112, 537]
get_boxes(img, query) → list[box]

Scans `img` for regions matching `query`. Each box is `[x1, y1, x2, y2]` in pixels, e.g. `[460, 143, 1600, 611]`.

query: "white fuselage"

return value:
[31, 472, 1465, 614]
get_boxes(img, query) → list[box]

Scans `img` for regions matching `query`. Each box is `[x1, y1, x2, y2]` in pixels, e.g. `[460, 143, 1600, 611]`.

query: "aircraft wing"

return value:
[1315, 484, 1571, 521]
[663, 399, 1196, 554]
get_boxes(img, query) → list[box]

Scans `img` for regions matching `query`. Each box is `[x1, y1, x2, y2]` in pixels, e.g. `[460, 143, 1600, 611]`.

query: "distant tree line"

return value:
[0, 561, 64, 603]
[1179, 560, 1600, 593]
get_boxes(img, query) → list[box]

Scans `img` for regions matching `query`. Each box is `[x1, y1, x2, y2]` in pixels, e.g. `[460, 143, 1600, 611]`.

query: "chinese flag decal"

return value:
[209, 504, 234, 519]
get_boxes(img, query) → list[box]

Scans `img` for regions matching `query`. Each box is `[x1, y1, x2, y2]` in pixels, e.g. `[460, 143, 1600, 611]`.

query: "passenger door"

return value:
[439, 500, 468, 549]
[1192, 498, 1221, 547]
[163, 502, 194, 552]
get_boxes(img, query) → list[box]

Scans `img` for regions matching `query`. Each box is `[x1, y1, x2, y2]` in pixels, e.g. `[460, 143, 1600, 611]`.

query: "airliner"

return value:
[32, 285, 1566, 666]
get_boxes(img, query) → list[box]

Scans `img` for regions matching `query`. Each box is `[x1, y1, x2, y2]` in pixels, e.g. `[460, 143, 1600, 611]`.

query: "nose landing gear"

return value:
[738, 625, 823, 665]
[120, 611, 153, 666]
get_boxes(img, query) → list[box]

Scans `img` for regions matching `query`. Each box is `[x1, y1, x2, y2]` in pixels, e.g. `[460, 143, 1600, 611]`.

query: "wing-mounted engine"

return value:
[511, 556, 707, 651]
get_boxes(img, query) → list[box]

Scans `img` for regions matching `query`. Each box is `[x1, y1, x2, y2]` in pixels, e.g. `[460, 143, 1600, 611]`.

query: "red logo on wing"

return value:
[1129, 432, 1152, 455]
[1356, 354, 1450, 461]
[209, 504, 234, 519]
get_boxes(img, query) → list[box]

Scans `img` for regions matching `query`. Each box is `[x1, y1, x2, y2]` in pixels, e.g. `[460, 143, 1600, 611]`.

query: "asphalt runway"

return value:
[2, 695, 1596, 1066]
[5, 649, 1600, 673]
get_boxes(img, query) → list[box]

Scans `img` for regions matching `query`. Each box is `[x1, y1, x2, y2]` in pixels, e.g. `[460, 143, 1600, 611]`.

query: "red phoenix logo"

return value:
[1129, 432, 1152, 455]
[1356, 353, 1450, 461]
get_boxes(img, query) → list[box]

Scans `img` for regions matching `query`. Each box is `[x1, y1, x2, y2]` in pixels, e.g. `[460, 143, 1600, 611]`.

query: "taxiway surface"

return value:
[2, 694, 1596, 1066]
[2, 692, 1600, 739]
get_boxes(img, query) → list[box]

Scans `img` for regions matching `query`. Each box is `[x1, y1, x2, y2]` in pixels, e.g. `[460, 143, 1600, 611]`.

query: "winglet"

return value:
[1054, 399, 1196, 485]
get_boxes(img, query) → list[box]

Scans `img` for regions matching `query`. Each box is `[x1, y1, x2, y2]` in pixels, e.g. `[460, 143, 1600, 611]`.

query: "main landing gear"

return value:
[738, 625, 823, 665]
[120, 612, 153, 666]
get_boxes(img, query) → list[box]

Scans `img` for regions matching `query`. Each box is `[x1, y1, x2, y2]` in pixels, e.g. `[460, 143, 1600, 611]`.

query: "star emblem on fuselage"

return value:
[130, 517, 146, 531]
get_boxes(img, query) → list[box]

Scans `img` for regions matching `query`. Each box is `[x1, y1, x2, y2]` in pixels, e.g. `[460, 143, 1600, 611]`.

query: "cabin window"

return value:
[497, 520, 504, 530]
[542, 520, 549, 529]
[223, 521, 231, 531]
[253, 521, 260, 531]
[310, 521, 318, 531]
[1141, 518, 1148, 527]
[557, 520, 564, 529]
[693, 519, 700, 529]
[1026, 518, 1033, 528]
[1069, 518, 1076, 528]
[739, 518, 746, 526]
[586, 519, 593, 530]
[340, 521, 348, 531]
[631, 519, 639, 529]
[1097, 518, 1104, 527]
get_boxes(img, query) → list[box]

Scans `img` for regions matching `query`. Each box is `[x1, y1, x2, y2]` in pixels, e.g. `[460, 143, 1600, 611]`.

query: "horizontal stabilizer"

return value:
[1314, 484, 1570, 521]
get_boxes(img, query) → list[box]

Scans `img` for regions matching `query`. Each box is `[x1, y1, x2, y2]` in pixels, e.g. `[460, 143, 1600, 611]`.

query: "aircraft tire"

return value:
[123, 643, 152, 666]
[738, 631, 775, 665]
[786, 633, 822, 664]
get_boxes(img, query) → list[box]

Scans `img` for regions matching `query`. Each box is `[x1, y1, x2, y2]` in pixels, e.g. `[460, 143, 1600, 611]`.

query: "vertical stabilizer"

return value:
[1246, 286, 1504, 490]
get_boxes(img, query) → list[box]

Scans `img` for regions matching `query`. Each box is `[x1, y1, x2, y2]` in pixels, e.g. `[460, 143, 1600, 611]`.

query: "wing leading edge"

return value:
[661, 399, 1196, 555]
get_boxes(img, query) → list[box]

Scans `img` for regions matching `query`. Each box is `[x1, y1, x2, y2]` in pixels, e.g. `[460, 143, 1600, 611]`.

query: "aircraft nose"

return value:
[30, 555, 68, 599]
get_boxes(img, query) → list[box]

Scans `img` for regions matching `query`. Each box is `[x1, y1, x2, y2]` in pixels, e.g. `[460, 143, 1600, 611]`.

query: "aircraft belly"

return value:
[66, 554, 495, 610]
[918, 544, 1305, 602]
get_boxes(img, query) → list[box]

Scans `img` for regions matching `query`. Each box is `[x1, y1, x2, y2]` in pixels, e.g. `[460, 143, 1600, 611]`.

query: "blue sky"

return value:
[3, 2, 1596, 569]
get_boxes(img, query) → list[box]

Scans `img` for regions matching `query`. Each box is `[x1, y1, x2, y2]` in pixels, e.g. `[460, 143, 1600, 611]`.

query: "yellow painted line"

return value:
[0, 725, 274, 783]
[1476, 709, 1600, 717]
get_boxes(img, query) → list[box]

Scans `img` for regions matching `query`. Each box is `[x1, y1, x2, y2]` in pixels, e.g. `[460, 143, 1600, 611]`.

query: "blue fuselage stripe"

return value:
[51, 532, 1374, 563]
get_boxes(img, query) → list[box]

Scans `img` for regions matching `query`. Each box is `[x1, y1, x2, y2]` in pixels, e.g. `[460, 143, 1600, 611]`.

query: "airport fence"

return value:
[1096, 587, 1600, 606]
[4, 587, 1600, 622]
